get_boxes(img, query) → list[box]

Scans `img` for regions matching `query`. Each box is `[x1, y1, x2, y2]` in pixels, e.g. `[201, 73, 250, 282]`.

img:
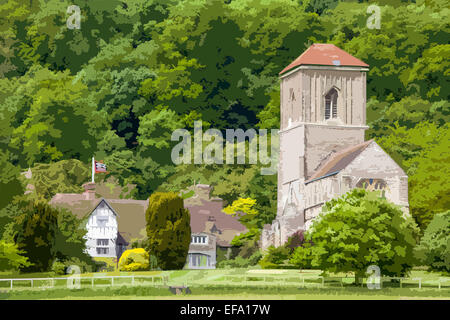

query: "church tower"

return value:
[279, 43, 369, 181]
[265, 44, 371, 248]
[262, 43, 408, 250]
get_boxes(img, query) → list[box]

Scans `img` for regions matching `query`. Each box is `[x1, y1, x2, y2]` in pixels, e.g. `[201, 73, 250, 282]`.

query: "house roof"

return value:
[50, 196, 148, 244]
[117, 232, 129, 245]
[280, 43, 369, 75]
[184, 185, 247, 247]
[306, 140, 374, 184]
[106, 200, 148, 244]
[91, 198, 119, 217]
[50, 184, 246, 248]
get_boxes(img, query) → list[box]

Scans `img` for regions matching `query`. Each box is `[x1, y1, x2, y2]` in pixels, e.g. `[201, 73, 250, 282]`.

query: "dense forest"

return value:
[0, 0, 448, 234]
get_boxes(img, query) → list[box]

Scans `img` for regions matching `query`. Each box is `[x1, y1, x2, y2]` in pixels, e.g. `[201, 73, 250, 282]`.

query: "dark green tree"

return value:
[54, 208, 93, 268]
[303, 0, 339, 15]
[13, 200, 59, 272]
[0, 151, 24, 210]
[145, 192, 191, 270]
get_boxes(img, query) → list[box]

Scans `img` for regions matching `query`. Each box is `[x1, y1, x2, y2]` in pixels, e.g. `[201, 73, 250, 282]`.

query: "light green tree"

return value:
[295, 189, 419, 283]
[414, 211, 450, 273]
[0, 240, 31, 271]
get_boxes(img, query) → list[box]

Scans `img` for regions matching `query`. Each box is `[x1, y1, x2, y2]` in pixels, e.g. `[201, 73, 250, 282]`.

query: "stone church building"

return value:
[261, 44, 409, 249]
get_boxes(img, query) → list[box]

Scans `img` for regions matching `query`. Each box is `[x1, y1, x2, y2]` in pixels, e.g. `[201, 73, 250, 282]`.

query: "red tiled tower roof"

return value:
[280, 43, 369, 75]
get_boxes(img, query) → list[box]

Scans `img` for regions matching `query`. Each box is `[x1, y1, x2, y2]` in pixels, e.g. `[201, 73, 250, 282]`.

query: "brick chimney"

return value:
[82, 182, 96, 201]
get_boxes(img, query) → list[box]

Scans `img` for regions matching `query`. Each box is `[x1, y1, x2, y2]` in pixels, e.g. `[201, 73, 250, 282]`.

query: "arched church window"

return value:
[356, 179, 388, 199]
[325, 88, 338, 120]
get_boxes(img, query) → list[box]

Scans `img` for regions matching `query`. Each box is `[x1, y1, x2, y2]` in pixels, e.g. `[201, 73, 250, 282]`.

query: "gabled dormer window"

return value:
[191, 235, 208, 244]
[325, 88, 338, 120]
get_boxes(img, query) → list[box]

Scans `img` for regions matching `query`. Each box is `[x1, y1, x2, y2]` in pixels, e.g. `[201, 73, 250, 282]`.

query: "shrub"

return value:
[257, 231, 310, 269]
[119, 248, 149, 272]
[217, 251, 262, 269]
[259, 245, 291, 269]
[51, 260, 66, 275]
[51, 257, 95, 275]
[229, 231, 261, 260]
[289, 242, 315, 269]
[414, 210, 450, 273]
[286, 230, 306, 249]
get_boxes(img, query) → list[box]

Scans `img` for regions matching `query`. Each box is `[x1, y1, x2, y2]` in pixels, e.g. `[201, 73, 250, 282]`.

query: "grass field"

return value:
[1, 268, 449, 300]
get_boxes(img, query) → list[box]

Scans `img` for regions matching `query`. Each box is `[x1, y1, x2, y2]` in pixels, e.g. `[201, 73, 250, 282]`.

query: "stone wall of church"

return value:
[277, 124, 305, 217]
[277, 123, 367, 216]
[280, 70, 302, 130]
[280, 67, 367, 129]
[301, 176, 340, 210]
[304, 124, 366, 179]
[341, 142, 409, 208]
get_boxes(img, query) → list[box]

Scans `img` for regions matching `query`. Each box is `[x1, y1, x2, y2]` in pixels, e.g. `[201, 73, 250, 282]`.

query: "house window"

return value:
[191, 236, 208, 244]
[96, 247, 109, 255]
[325, 88, 338, 120]
[97, 239, 109, 246]
[97, 217, 109, 227]
[189, 253, 210, 267]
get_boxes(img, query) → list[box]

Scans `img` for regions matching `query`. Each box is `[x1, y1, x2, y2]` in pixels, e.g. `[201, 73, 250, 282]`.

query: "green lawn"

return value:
[1, 268, 449, 300]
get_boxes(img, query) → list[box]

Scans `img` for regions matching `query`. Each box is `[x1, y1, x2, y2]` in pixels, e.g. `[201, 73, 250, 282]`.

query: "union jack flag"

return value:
[95, 161, 107, 173]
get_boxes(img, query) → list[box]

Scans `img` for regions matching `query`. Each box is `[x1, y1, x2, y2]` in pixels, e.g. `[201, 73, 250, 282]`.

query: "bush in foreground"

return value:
[259, 245, 291, 269]
[218, 251, 262, 268]
[119, 248, 149, 272]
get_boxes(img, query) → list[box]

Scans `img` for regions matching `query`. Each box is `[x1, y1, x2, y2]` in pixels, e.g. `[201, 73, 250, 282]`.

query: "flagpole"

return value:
[92, 156, 95, 183]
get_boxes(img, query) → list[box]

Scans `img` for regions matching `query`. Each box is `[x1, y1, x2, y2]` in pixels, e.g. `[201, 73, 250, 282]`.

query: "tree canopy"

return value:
[414, 211, 450, 273]
[0, 0, 447, 234]
[291, 189, 420, 282]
